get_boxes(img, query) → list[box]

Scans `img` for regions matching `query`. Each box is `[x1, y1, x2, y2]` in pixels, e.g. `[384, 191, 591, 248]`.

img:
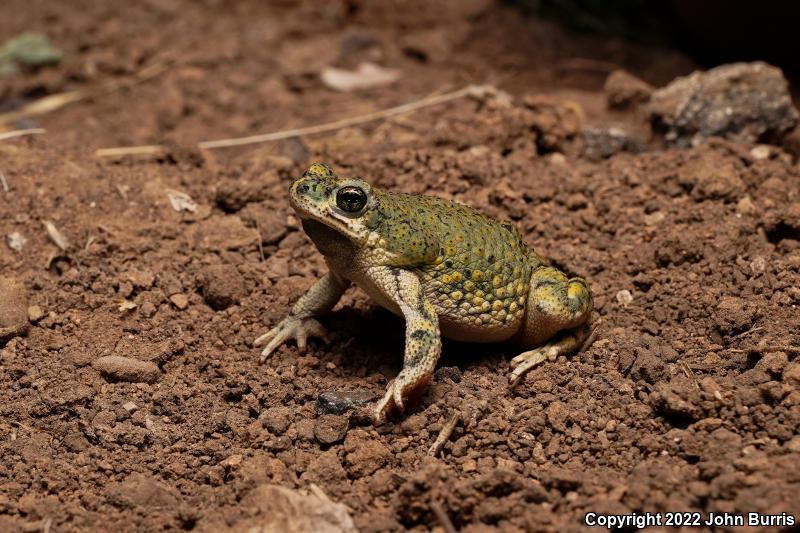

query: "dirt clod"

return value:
[604, 69, 654, 109]
[0, 277, 29, 345]
[200, 264, 246, 310]
[92, 356, 161, 384]
[314, 414, 350, 445]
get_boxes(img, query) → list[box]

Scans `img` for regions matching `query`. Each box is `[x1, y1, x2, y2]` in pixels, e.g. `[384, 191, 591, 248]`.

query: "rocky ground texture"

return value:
[0, 1, 799, 532]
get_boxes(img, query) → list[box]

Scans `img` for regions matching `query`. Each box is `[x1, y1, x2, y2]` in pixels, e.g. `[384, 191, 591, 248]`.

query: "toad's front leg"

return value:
[255, 272, 350, 361]
[370, 267, 441, 425]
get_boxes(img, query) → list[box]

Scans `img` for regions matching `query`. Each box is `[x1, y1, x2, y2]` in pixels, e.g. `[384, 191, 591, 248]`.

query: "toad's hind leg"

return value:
[510, 266, 593, 386]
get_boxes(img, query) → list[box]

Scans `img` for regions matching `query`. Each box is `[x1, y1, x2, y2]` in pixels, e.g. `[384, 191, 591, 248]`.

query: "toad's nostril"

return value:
[298, 184, 309, 193]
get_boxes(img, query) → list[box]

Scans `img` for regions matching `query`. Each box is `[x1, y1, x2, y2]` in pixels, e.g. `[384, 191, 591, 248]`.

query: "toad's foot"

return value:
[373, 368, 432, 425]
[509, 324, 590, 387]
[254, 316, 330, 362]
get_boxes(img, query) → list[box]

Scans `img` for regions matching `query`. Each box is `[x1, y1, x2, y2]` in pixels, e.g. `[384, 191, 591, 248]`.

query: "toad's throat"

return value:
[300, 218, 357, 257]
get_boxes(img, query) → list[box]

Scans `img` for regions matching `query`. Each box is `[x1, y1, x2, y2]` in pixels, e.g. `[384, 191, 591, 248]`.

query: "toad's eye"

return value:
[336, 186, 367, 213]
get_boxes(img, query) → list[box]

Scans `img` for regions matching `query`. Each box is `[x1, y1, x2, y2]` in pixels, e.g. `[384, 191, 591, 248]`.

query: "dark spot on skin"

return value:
[410, 329, 433, 341]
[465, 269, 472, 278]
[488, 255, 495, 263]
[445, 260, 453, 268]
[298, 184, 309, 193]
[532, 277, 561, 291]
[406, 347, 426, 367]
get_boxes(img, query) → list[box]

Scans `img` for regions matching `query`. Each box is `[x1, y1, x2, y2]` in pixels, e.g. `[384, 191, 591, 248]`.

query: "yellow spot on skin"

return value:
[450, 271, 463, 283]
[481, 301, 491, 312]
[475, 290, 485, 298]
[473, 296, 484, 308]
[493, 275, 503, 288]
[441, 274, 451, 284]
[516, 282, 525, 296]
[492, 300, 504, 311]
[568, 283, 584, 299]
[472, 270, 484, 282]
[509, 302, 519, 313]
[464, 280, 475, 292]
[451, 290, 463, 301]
[496, 287, 506, 298]
[518, 296, 526, 306]
[446, 246, 456, 256]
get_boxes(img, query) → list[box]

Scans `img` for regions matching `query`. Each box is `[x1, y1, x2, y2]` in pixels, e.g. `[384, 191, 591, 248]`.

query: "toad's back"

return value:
[374, 191, 545, 342]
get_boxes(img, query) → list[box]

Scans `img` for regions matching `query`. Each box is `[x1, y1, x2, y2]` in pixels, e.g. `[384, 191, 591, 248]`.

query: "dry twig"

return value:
[0, 62, 169, 125]
[0, 170, 8, 193]
[729, 345, 800, 355]
[680, 361, 700, 389]
[198, 84, 496, 149]
[0, 128, 45, 142]
[430, 501, 457, 533]
[428, 412, 460, 457]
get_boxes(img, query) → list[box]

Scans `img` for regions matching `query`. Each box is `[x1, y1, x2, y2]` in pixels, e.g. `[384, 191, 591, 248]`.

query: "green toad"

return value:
[256, 163, 593, 424]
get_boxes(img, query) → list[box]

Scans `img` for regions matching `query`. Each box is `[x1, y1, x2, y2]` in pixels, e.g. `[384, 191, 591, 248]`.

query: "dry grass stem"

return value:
[95, 145, 165, 158]
[430, 501, 457, 533]
[0, 62, 169, 125]
[0, 128, 45, 141]
[0, 170, 8, 192]
[428, 411, 460, 457]
[198, 84, 495, 149]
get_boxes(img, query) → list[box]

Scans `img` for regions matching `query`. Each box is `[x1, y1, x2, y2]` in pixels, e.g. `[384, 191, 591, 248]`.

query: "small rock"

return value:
[737, 195, 757, 216]
[0, 277, 29, 345]
[313, 414, 349, 445]
[648, 62, 799, 146]
[5, 232, 26, 251]
[615, 289, 634, 306]
[604, 69, 653, 109]
[582, 127, 644, 161]
[316, 390, 375, 415]
[434, 366, 462, 383]
[93, 356, 161, 384]
[200, 264, 246, 310]
[169, 294, 189, 310]
[26, 305, 44, 323]
[122, 401, 138, 414]
[750, 145, 771, 160]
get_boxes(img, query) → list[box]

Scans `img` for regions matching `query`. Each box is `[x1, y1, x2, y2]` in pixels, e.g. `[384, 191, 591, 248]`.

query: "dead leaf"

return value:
[166, 189, 198, 213]
[118, 300, 137, 312]
[320, 62, 401, 92]
[43, 220, 70, 250]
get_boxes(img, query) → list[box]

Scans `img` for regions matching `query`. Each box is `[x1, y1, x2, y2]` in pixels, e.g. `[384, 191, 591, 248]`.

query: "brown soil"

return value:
[1, 1, 799, 532]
